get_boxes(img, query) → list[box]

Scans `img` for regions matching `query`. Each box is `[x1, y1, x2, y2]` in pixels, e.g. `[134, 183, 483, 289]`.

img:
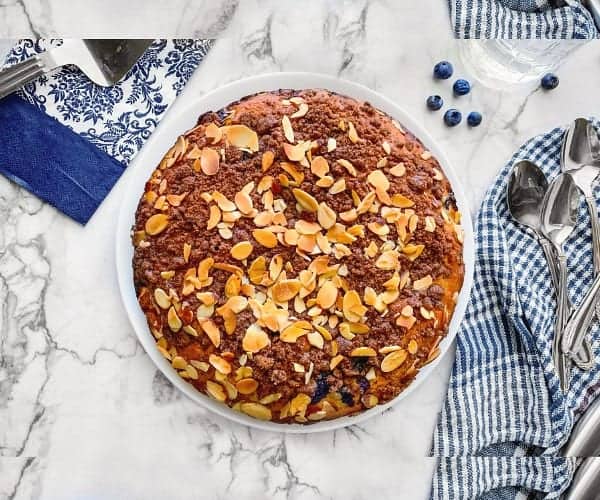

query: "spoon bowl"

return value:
[507, 160, 549, 231]
[541, 173, 579, 250]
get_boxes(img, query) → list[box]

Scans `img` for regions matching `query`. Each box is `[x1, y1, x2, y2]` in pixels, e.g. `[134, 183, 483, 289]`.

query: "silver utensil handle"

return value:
[563, 273, 600, 359]
[586, 195, 600, 274]
[0, 56, 46, 100]
[562, 396, 600, 457]
[540, 237, 560, 290]
[556, 254, 571, 391]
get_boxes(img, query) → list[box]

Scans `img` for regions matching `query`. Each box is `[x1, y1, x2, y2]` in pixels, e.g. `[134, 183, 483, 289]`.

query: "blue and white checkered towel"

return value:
[450, 0, 598, 38]
[431, 121, 600, 499]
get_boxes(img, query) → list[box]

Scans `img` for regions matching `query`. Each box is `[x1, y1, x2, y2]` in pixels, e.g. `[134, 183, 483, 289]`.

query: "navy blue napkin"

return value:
[0, 95, 124, 224]
[0, 39, 212, 224]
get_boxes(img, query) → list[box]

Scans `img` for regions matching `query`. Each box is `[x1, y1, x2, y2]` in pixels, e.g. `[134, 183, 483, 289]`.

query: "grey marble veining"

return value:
[1, 4, 600, 499]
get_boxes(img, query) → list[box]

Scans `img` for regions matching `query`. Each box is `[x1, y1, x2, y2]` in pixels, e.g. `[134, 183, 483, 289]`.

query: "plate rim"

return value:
[116, 71, 475, 434]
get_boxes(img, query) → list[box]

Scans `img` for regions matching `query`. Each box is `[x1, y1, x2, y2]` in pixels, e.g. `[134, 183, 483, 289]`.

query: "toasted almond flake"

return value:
[390, 163, 406, 177]
[433, 168, 444, 181]
[283, 229, 300, 246]
[455, 225, 464, 243]
[206, 380, 227, 402]
[336, 159, 357, 176]
[200, 320, 221, 347]
[197, 303, 215, 319]
[367, 222, 390, 237]
[293, 362, 305, 373]
[282, 115, 295, 143]
[295, 220, 321, 235]
[330, 354, 345, 370]
[348, 121, 359, 143]
[254, 211, 273, 227]
[421, 150, 432, 160]
[396, 314, 416, 329]
[204, 123, 222, 144]
[167, 306, 182, 332]
[351, 347, 379, 360]
[316, 202, 336, 230]
[327, 137, 337, 152]
[390, 194, 414, 208]
[230, 241, 253, 260]
[161, 270, 175, 280]
[197, 257, 214, 281]
[166, 192, 187, 207]
[259, 151, 274, 172]
[381, 349, 408, 372]
[209, 354, 232, 375]
[377, 157, 388, 169]
[290, 102, 308, 118]
[181, 243, 192, 263]
[242, 324, 271, 353]
[306, 331, 324, 349]
[234, 191, 253, 215]
[269, 254, 284, 281]
[329, 178, 346, 194]
[367, 170, 390, 191]
[197, 292, 215, 305]
[248, 256, 267, 284]
[145, 214, 169, 236]
[283, 142, 306, 162]
[408, 339, 419, 354]
[316, 280, 338, 309]
[200, 147, 220, 176]
[379, 345, 402, 354]
[401, 305, 414, 317]
[375, 250, 399, 270]
[413, 275, 433, 291]
[222, 124, 259, 152]
[343, 290, 366, 322]
[172, 355, 187, 370]
[382, 141, 391, 155]
[224, 275, 240, 297]
[154, 288, 171, 309]
[424, 215, 436, 232]
[272, 279, 302, 302]
[316, 176, 334, 188]
[236, 378, 259, 395]
[356, 191, 376, 214]
[292, 188, 319, 213]
[252, 228, 278, 248]
[280, 321, 311, 343]
[310, 156, 329, 178]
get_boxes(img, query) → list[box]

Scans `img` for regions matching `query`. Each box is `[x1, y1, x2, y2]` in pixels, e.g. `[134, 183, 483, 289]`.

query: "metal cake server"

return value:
[0, 39, 153, 100]
[541, 173, 580, 390]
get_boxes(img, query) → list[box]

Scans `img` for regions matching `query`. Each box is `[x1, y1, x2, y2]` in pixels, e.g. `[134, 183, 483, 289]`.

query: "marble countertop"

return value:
[2, 3, 600, 500]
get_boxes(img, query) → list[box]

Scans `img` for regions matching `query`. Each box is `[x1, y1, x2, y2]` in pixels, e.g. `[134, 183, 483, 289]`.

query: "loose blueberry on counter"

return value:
[433, 61, 453, 80]
[453, 79, 471, 96]
[541, 73, 559, 90]
[426, 95, 444, 111]
[444, 109, 462, 127]
[467, 111, 482, 127]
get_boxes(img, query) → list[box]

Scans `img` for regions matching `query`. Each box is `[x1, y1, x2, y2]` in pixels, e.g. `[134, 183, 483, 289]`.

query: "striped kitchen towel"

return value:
[0, 39, 212, 224]
[431, 121, 600, 499]
[450, 0, 598, 38]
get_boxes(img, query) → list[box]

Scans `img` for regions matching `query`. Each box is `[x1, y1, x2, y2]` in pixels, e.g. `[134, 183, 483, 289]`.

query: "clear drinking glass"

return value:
[458, 40, 585, 89]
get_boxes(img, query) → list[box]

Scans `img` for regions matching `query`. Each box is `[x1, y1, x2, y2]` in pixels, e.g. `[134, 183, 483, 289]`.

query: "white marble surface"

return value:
[1, 3, 600, 500]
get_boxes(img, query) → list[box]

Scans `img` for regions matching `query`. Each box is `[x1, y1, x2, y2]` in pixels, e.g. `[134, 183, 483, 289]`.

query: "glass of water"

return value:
[458, 40, 585, 90]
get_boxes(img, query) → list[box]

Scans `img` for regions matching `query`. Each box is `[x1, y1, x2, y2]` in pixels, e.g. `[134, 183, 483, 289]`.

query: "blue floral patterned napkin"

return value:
[0, 39, 212, 224]
[449, 0, 598, 38]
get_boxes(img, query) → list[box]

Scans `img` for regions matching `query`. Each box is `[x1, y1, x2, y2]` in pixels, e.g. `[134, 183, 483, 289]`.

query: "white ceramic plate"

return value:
[116, 73, 475, 433]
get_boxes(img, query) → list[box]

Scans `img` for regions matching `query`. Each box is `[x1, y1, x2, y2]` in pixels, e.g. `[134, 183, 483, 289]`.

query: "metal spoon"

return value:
[507, 160, 559, 288]
[541, 173, 580, 391]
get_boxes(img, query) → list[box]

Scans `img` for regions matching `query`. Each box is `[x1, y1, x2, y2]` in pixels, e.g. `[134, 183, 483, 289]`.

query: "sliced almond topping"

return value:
[382, 141, 391, 155]
[166, 192, 187, 207]
[330, 354, 345, 370]
[183, 243, 192, 263]
[272, 279, 302, 302]
[316, 176, 334, 188]
[209, 354, 232, 375]
[261, 151, 275, 172]
[230, 241, 253, 260]
[329, 178, 346, 195]
[200, 320, 221, 347]
[396, 315, 417, 329]
[375, 250, 399, 270]
[292, 188, 319, 213]
[200, 147, 220, 175]
[290, 102, 308, 118]
[172, 356, 187, 370]
[283, 142, 307, 162]
[283, 228, 300, 246]
[433, 168, 444, 181]
[348, 121, 359, 143]
[212, 191, 236, 212]
[413, 275, 433, 291]
[367, 222, 390, 237]
[205, 123, 222, 144]
[145, 214, 169, 236]
[379, 345, 402, 354]
[350, 347, 376, 357]
[154, 288, 171, 309]
[236, 378, 259, 395]
[167, 306, 182, 332]
[197, 257, 214, 281]
[248, 256, 267, 284]
[206, 380, 227, 402]
[310, 156, 329, 177]
[339, 208, 357, 223]
[424, 216, 436, 232]
[186, 145, 202, 160]
[295, 220, 322, 235]
[307, 331, 324, 349]
[391, 194, 414, 208]
[367, 170, 390, 191]
[281, 162, 304, 185]
[316, 280, 338, 309]
[282, 115, 295, 143]
[401, 305, 414, 317]
[240, 402, 272, 420]
[421, 150, 432, 160]
[207, 205, 221, 230]
[234, 190, 253, 214]
[316, 202, 336, 230]
[280, 321, 311, 343]
[327, 137, 337, 152]
[408, 339, 419, 355]
[253, 228, 278, 248]
[381, 349, 408, 372]
[356, 191, 376, 214]
[336, 159, 357, 176]
[242, 324, 270, 353]
[390, 163, 406, 177]
[221, 124, 259, 152]
[343, 290, 367, 322]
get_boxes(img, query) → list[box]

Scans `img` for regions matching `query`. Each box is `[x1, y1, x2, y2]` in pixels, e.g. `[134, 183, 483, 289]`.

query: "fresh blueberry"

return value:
[433, 61, 454, 80]
[426, 95, 444, 111]
[541, 73, 559, 90]
[339, 386, 354, 406]
[311, 372, 329, 404]
[453, 79, 471, 96]
[444, 109, 462, 127]
[358, 377, 370, 393]
[467, 111, 482, 127]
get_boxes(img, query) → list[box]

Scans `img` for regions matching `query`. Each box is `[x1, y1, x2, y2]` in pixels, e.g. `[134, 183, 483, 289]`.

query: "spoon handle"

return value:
[585, 195, 600, 275]
[556, 254, 572, 391]
[540, 237, 560, 290]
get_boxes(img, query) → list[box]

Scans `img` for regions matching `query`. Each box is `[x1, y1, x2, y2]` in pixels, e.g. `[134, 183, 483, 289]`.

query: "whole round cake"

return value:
[132, 89, 464, 424]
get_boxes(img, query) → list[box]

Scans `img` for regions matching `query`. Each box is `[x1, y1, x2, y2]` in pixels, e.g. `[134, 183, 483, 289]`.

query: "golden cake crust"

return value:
[132, 89, 464, 424]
